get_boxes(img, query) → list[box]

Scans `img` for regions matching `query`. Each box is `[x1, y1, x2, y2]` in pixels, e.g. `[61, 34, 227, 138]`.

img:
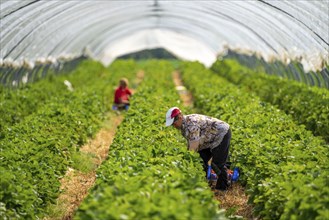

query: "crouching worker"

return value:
[113, 78, 132, 110]
[165, 107, 231, 191]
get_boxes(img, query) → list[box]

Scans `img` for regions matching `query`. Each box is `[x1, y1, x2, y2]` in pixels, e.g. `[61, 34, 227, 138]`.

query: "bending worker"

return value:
[165, 107, 231, 191]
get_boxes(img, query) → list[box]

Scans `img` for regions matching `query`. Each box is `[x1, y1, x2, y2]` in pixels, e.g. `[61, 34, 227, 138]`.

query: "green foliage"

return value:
[180, 61, 328, 219]
[0, 60, 104, 131]
[75, 60, 226, 219]
[3, 58, 327, 219]
[211, 59, 329, 142]
[0, 59, 137, 219]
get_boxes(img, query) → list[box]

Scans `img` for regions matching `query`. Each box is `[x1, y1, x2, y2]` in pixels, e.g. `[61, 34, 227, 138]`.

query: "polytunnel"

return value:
[0, 0, 328, 87]
[1, 1, 329, 220]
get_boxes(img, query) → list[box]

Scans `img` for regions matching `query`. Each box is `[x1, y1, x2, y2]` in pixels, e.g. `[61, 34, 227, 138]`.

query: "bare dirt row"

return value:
[45, 114, 123, 220]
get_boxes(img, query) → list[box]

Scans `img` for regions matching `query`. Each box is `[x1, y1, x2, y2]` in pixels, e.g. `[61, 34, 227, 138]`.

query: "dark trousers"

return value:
[199, 129, 231, 190]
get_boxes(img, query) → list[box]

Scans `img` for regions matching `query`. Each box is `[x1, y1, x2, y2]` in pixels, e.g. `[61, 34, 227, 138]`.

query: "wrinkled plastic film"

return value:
[0, 0, 328, 86]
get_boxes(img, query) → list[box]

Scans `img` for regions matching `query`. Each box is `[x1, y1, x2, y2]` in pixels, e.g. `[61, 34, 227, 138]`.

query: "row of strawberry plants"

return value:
[211, 59, 329, 142]
[0, 60, 138, 219]
[180, 62, 328, 219]
[74, 60, 226, 219]
[0, 60, 108, 133]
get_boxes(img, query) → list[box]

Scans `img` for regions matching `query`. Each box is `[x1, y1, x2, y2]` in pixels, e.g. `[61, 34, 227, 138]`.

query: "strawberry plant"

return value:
[180, 61, 328, 219]
[211, 59, 329, 142]
[75, 60, 225, 219]
[0, 60, 137, 219]
[0, 60, 106, 133]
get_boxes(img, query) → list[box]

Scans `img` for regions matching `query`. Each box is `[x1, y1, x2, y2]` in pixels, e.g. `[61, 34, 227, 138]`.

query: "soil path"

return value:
[59, 113, 123, 219]
[172, 71, 193, 107]
[46, 71, 144, 220]
[46, 114, 123, 220]
[172, 70, 255, 219]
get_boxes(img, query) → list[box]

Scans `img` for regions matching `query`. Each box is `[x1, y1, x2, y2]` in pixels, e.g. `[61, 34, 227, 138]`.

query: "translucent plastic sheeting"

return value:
[0, 0, 328, 72]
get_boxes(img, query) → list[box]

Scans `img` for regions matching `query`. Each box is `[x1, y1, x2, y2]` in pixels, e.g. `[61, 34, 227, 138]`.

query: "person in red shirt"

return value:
[113, 78, 132, 110]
